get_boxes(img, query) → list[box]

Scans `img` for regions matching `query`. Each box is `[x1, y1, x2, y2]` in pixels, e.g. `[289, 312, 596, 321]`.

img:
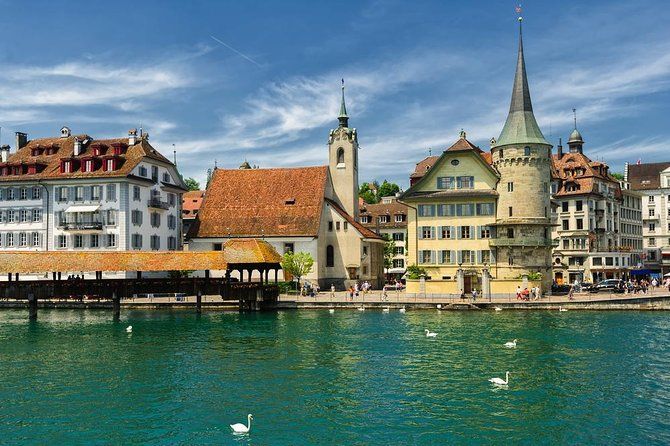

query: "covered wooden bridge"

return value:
[0, 239, 283, 316]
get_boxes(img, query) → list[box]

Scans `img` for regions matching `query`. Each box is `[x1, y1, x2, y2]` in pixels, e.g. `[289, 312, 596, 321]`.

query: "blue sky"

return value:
[0, 0, 668, 188]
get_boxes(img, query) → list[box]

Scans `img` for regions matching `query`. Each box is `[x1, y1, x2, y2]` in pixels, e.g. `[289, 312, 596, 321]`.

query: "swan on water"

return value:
[494, 307, 503, 312]
[357, 306, 365, 311]
[382, 307, 390, 313]
[436, 304, 442, 310]
[230, 414, 253, 434]
[559, 307, 568, 312]
[328, 308, 335, 314]
[425, 329, 437, 337]
[126, 325, 132, 333]
[504, 339, 517, 348]
[489, 371, 510, 386]
[399, 307, 406, 313]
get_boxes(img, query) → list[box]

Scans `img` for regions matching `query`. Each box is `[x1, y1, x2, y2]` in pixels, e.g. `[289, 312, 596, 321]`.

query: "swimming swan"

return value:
[230, 414, 253, 434]
[489, 371, 510, 386]
[425, 329, 437, 337]
[504, 339, 517, 348]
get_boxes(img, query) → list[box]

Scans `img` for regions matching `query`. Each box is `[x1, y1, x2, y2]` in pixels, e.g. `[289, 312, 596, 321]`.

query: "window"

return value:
[19, 232, 27, 247]
[56, 187, 68, 202]
[576, 219, 584, 230]
[562, 239, 569, 249]
[88, 185, 100, 201]
[393, 232, 404, 241]
[593, 257, 602, 266]
[139, 166, 148, 177]
[6, 188, 14, 201]
[562, 220, 569, 230]
[395, 214, 405, 223]
[283, 243, 294, 254]
[439, 250, 452, 264]
[168, 215, 176, 229]
[163, 172, 171, 183]
[344, 221, 348, 230]
[83, 159, 94, 172]
[437, 177, 454, 189]
[509, 206, 513, 217]
[360, 216, 370, 224]
[19, 209, 28, 223]
[90, 234, 99, 248]
[649, 195, 655, 203]
[420, 226, 434, 239]
[57, 234, 66, 249]
[437, 204, 455, 217]
[150, 212, 160, 228]
[150, 235, 160, 250]
[480, 226, 491, 238]
[30, 187, 40, 200]
[419, 250, 433, 264]
[75, 186, 84, 202]
[649, 238, 656, 247]
[106, 210, 117, 226]
[394, 246, 404, 255]
[507, 182, 513, 192]
[168, 193, 176, 207]
[337, 148, 345, 165]
[649, 208, 655, 217]
[168, 236, 177, 250]
[105, 159, 115, 171]
[32, 232, 39, 247]
[20, 188, 28, 200]
[507, 228, 514, 238]
[649, 250, 657, 261]
[393, 259, 405, 268]
[476, 203, 494, 216]
[508, 256, 514, 266]
[7, 210, 15, 223]
[418, 205, 435, 217]
[106, 234, 117, 248]
[457, 204, 475, 216]
[133, 186, 141, 201]
[440, 226, 453, 239]
[576, 200, 583, 211]
[649, 223, 656, 232]
[326, 245, 334, 267]
[336, 221, 341, 230]
[562, 201, 569, 212]
[131, 210, 143, 226]
[212, 243, 222, 251]
[524, 146, 531, 156]
[461, 250, 473, 264]
[328, 221, 333, 231]
[131, 233, 143, 249]
[481, 250, 491, 264]
[460, 226, 471, 239]
[151, 166, 159, 182]
[74, 234, 83, 248]
[379, 215, 390, 224]
[456, 176, 474, 189]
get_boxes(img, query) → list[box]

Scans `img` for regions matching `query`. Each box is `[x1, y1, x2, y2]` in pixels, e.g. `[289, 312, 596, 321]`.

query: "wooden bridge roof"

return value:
[0, 239, 281, 274]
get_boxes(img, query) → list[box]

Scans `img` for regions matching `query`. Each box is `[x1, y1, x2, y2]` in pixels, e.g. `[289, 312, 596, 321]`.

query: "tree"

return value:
[611, 172, 624, 181]
[358, 182, 377, 204]
[405, 264, 427, 280]
[281, 251, 315, 292]
[376, 180, 400, 200]
[184, 177, 200, 191]
[382, 234, 395, 270]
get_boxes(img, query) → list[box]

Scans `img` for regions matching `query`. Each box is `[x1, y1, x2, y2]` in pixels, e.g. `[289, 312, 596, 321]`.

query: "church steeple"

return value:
[493, 17, 550, 148]
[338, 79, 349, 128]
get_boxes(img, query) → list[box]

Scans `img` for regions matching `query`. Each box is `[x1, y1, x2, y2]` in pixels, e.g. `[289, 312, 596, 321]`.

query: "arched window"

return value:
[326, 245, 334, 267]
[337, 148, 345, 165]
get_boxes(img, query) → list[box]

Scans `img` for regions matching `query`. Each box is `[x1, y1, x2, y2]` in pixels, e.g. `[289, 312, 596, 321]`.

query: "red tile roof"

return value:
[182, 190, 205, 220]
[189, 166, 329, 238]
[628, 162, 670, 190]
[359, 200, 408, 230]
[0, 133, 174, 183]
[409, 138, 494, 184]
[551, 152, 621, 198]
[326, 198, 382, 240]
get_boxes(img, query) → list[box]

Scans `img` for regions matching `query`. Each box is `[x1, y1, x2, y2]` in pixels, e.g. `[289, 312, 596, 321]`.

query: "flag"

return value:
[637, 158, 641, 165]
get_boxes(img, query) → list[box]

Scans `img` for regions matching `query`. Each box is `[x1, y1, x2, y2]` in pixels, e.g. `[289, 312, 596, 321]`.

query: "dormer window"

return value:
[31, 148, 42, 157]
[379, 215, 390, 224]
[139, 166, 147, 177]
[105, 158, 116, 171]
[111, 142, 127, 155]
[46, 145, 59, 155]
[82, 159, 94, 172]
[163, 172, 171, 183]
[61, 160, 73, 173]
[92, 145, 102, 156]
[360, 215, 370, 224]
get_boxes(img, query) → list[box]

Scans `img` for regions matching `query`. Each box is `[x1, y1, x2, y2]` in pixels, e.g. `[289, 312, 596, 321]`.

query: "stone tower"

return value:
[328, 80, 359, 220]
[491, 18, 553, 290]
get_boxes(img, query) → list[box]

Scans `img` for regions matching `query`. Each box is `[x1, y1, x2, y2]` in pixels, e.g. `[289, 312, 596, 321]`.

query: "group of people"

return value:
[515, 286, 541, 301]
[300, 281, 320, 297]
[344, 281, 373, 300]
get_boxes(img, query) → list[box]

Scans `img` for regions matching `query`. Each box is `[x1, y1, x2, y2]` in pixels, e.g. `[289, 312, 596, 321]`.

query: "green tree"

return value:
[382, 234, 395, 270]
[184, 177, 201, 191]
[376, 180, 400, 200]
[405, 264, 427, 280]
[280, 251, 315, 292]
[359, 182, 377, 204]
[611, 172, 624, 181]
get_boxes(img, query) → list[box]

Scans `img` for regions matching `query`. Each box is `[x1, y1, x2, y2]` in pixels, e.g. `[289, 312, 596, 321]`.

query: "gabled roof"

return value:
[188, 166, 329, 238]
[628, 162, 670, 190]
[410, 155, 439, 179]
[0, 133, 175, 183]
[551, 152, 621, 198]
[359, 199, 408, 230]
[182, 190, 205, 219]
[326, 198, 382, 240]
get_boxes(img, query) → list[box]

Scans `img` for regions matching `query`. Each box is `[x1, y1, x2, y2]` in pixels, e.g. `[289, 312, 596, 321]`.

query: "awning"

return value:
[65, 205, 101, 213]
[385, 267, 406, 274]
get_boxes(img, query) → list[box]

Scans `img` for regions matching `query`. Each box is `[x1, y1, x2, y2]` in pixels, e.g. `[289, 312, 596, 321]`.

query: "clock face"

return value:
[451, 159, 460, 166]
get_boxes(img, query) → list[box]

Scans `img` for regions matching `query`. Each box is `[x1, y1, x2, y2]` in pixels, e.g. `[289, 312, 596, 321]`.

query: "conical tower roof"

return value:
[493, 20, 551, 149]
[338, 79, 349, 128]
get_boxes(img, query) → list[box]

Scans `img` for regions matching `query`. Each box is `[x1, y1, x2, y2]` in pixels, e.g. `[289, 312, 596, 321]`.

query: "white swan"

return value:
[328, 308, 335, 314]
[436, 304, 442, 310]
[126, 325, 132, 333]
[559, 307, 568, 312]
[230, 414, 253, 434]
[494, 307, 503, 312]
[425, 329, 437, 337]
[382, 307, 390, 313]
[489, 371, 509, 386]
[504, 339, 517, 348]
[357, 306, 365, 311]
[399, 306, 406, 313]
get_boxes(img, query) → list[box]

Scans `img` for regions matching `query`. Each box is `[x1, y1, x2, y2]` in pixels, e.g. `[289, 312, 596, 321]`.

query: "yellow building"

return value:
[403, 133, 498, 293]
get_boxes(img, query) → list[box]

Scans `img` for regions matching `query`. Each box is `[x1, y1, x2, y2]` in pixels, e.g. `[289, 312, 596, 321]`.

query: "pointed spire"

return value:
[338, 78, 349, 128]
[493, 16, 551, 148]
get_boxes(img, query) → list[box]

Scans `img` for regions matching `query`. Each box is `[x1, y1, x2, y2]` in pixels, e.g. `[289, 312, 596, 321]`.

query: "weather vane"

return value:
[516, 3, 523, 22]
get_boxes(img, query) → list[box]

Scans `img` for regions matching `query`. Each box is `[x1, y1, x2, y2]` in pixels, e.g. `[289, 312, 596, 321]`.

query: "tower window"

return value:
[508, 206, 513, 217]
[326, 245, 334, 267]
[507, 228, 514, 238]
[524, 146, 531, 156]
[507, 182, 513, 192]
[337, 148, 345, 165]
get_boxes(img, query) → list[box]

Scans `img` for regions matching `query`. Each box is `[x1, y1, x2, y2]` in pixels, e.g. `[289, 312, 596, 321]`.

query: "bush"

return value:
[406, 264, 427, 280]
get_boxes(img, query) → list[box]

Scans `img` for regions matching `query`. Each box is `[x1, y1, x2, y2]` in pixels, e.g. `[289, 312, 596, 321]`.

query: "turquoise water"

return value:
[0, 309, 669, 445]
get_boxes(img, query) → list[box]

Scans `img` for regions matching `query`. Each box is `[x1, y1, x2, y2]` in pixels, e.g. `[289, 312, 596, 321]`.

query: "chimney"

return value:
[0, 145, 9, 163]
[557, 137, 563, 159]
[128, 128, 138, 145]
[73, 137, 82, 156]
[15, 132, 28, 151]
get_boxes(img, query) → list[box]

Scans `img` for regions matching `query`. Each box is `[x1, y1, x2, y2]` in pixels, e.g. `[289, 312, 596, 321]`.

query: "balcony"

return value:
[148, 198, 170, 210]
[59, 221, 103, 231]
